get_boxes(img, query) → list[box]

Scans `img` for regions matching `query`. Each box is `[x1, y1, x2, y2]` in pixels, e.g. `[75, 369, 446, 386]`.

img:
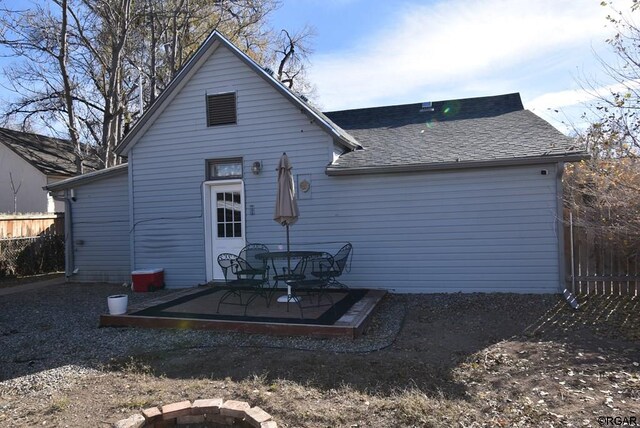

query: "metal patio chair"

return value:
[271, 255, 308, 317]
[312, 243, 352, 289]
[237, 243, 270, 280]
[283, 253, 337, 316]
[272, 256, 307, 285]
[216, 252, 271, 315]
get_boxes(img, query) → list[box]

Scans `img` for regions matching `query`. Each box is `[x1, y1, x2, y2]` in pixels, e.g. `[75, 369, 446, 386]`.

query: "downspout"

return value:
[65, 190, 75, 278]
[128, 151, 136, 272]
[556, 162, 579, 309]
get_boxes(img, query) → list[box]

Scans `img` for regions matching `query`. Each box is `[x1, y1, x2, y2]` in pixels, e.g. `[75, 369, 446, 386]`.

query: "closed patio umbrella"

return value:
[274, 152, 299, 302]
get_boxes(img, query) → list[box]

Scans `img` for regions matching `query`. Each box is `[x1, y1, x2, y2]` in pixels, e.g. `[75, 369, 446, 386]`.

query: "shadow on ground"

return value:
[109, 292, 639, 401]
[1, 282, 638, 403]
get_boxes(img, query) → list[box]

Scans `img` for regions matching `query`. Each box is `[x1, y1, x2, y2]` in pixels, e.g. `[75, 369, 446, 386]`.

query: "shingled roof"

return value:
[324, 93, 586, 175]
[0, 128, 99, 177]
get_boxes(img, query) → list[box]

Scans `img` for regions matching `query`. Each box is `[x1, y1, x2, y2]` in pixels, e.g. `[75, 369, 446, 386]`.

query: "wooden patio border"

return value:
[100, 287, 386, 339]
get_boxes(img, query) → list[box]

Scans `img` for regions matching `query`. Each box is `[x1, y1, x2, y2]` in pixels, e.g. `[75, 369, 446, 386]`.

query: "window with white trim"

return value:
[207, 158, 243, 180]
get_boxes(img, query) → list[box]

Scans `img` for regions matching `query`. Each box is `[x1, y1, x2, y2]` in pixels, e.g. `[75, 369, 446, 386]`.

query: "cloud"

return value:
[526, 80, 640, 133]
[310, 0, 613, 110]
[526, 88, 602, 113]
[527, 81, 640, 111]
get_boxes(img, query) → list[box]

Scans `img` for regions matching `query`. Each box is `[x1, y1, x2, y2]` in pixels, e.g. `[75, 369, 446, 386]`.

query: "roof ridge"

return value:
[324, 93, 523, 115]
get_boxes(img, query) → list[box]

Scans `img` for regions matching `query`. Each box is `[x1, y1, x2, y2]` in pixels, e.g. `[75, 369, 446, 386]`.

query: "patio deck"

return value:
[100, 284, 386, 338]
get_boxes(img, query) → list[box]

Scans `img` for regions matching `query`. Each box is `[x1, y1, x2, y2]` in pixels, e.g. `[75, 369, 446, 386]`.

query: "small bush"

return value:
[0, 235, 64, 277]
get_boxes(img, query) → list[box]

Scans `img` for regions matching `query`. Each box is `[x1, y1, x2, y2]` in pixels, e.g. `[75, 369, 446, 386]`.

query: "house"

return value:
[45, 31, 587, 293]
[0, 128, 93, 213]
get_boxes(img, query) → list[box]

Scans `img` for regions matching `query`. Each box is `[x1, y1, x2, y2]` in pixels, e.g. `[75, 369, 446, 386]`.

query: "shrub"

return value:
[0, 235, 64, 277]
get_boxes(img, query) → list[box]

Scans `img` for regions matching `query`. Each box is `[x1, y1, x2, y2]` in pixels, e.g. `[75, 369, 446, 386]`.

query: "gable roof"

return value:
[0, 127, 99, 177]
[324, 93, 587, 175]
[113, 31, 584, 175]
[115, 31, 361, 156]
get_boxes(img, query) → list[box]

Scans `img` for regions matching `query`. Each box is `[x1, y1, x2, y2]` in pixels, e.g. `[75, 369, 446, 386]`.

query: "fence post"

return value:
[570, 212, 575, 294]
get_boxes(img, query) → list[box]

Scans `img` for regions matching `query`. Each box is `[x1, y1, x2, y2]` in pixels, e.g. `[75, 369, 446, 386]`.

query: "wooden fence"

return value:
[0, 213, 64, 238]
[565, 215, 640, 296]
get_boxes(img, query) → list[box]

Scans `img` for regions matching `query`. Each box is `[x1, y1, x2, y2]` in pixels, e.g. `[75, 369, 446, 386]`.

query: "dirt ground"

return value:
[1, 288, 639, 427]
[0, 272, 63, 289]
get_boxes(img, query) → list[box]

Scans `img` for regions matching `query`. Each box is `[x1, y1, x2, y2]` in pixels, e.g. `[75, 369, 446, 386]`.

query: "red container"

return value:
[131, 269, 164, 292]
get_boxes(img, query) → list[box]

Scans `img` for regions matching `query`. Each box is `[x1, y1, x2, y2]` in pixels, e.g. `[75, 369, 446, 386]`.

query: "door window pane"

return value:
[215, 191, 242, 238]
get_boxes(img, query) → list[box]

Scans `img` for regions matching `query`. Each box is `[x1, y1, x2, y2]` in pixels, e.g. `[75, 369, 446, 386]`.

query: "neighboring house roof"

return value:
[324, 93, 587, 175]
[115, 31, 362, 156]
[0, 127, 99, 177]
[45, 163, 128, 192]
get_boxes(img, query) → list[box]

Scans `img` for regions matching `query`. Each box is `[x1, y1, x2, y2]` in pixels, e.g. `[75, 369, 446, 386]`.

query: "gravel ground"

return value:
[1, 281, 638, 427]
[0, 282, 404, 384]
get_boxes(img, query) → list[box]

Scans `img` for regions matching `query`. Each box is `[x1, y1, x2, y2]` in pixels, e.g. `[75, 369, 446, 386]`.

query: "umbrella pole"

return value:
[286, 224, 291, 270]
[286, 224, 292, 298]
[278, 224, 300, 303]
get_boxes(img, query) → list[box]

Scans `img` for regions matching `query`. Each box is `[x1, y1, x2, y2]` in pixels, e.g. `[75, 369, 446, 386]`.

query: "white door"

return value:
[210, 183, 245, 279]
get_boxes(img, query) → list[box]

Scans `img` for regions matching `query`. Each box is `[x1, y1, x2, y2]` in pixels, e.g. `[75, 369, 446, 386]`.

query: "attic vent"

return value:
[206, 92, 237, 127]
[263, 67, 274, 76]
[420, 101, 434, 112]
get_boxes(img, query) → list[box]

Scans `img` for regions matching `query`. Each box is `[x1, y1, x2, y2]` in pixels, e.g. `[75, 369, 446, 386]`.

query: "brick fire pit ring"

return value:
[113, 398, 277, 428]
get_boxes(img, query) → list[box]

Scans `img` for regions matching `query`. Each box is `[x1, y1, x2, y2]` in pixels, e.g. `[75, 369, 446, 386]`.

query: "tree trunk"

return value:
[56, 0, 83, 173]
[100, 0, 132, 168]
[147, 0, 157, 105]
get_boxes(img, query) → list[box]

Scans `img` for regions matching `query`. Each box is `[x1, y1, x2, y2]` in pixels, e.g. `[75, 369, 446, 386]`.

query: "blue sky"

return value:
[269, 0, 629, 134]
[0, 0, 629, 136]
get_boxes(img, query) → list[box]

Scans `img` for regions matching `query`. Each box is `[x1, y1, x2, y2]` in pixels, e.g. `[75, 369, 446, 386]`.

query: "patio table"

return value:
[256, 251, 323, 304]
[256, 251, 323, 282]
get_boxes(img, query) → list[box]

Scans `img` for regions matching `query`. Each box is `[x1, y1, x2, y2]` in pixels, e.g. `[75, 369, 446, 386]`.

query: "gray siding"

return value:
[70, 171, 130, 283]
[251, 164, 561, 293]
[129, 43, 335, 287]
[129, 41, 561, 293]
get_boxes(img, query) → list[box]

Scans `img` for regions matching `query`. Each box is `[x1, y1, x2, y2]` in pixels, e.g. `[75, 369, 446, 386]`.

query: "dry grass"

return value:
[46, 396, 70, 414]
[384, 388, 478, 428]
[1, 292, 638, 427]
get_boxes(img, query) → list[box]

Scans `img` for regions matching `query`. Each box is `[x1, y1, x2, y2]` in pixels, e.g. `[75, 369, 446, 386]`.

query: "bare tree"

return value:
[565, 2, 640, 247]
[69, 0, 135, 167]
[580, 2, 640, 157]
[268, 25, 318, 101]
[127, 0, 278, 110]
[0, 0, 281, 169]
[56, 0, 84, 173]
[0, 1, 89, 171]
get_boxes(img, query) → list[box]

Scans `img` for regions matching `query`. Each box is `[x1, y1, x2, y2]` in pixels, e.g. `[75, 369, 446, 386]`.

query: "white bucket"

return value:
[107, 294, 128, 315]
